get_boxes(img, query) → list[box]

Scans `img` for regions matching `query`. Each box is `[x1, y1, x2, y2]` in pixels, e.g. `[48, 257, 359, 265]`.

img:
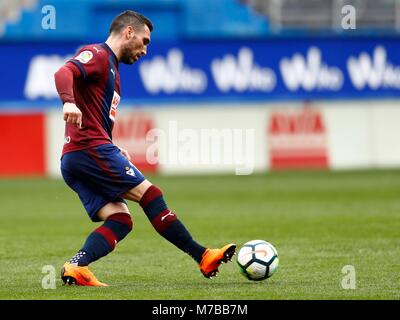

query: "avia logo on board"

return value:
[113, 112, 158, 173]
[267, 106, 329, 169]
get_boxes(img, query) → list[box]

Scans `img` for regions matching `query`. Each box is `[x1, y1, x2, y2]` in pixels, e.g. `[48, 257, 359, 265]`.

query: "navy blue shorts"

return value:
[61, 144, 145, 222]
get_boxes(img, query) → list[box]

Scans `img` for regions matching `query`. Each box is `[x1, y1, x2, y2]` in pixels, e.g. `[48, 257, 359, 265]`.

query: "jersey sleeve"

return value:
[68, 46, 106, 80]
[54, 64, 79, 104]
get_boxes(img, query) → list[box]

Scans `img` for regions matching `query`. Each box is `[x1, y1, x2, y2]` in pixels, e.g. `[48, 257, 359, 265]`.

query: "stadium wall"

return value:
[1, 36, 400, 176]
[1, 100, 400, 177]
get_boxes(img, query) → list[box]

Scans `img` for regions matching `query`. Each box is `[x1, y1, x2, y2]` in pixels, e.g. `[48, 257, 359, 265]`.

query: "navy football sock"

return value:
[139, 185, 206, 263]
[69, 212, 133, 266]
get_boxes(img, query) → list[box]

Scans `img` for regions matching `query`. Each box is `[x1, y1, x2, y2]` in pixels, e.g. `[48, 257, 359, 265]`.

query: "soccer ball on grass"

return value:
[236, 240, 279, 281]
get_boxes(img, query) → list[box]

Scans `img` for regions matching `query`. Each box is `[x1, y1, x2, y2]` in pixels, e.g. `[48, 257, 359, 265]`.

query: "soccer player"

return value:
[54, 10, 236, 286]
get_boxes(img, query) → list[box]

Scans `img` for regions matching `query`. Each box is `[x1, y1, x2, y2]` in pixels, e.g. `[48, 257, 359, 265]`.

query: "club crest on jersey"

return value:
[109, 90, 120, 121]
[75, 50, 93, 64]
[125, 167, 135, 176]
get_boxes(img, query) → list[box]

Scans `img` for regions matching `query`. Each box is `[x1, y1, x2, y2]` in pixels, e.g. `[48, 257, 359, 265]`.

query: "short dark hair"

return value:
[109, 10, 153, 35]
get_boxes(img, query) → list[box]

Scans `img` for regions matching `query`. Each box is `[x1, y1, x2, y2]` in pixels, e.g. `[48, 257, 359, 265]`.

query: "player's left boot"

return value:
[199, 243, 236, 278]
[61, 262, 108, 287]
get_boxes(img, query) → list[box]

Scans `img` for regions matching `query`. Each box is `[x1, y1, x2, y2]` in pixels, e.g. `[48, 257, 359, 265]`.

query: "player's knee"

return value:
[107, 212, 133, 234]
[123, 179, 153, 203]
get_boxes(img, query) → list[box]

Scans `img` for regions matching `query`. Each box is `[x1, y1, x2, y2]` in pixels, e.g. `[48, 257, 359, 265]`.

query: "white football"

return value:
[236, 240, 279, 281]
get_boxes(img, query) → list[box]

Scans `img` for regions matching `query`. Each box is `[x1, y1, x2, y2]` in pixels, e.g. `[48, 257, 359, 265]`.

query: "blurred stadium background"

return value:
[1, 0, 400, 299]
[0, 0, 400, 176]
[1, 0, 400, 176]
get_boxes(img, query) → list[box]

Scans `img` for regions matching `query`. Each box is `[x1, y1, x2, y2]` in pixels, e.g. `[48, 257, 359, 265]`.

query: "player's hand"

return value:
[63, 102, 82, 129]
[119, 147, 132, 161]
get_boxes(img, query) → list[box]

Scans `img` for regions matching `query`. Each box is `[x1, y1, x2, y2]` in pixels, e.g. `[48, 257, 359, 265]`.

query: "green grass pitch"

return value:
[0, 170, 399, 300]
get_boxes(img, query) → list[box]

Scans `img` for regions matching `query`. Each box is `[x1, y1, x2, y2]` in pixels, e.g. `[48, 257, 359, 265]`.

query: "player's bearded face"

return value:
[120, 28, 150, 65]
[120, 39, 139, 64]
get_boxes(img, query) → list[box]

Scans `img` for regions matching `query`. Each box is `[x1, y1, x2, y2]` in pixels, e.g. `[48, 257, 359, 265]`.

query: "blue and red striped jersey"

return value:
[61, 43, 121, 155]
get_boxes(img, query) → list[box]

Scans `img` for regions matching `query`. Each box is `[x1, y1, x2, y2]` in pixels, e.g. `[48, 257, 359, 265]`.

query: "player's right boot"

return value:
[199, 243, 236, 278]
[61, 262, 108, 287]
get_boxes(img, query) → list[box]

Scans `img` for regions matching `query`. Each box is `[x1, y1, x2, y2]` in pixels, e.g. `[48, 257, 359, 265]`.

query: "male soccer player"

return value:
[54, 10, 236, 286]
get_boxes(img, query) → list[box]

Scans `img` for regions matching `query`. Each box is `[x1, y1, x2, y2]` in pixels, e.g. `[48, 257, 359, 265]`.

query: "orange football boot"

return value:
[61, 262, 108, 287]
[199, 243, 236, 278]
